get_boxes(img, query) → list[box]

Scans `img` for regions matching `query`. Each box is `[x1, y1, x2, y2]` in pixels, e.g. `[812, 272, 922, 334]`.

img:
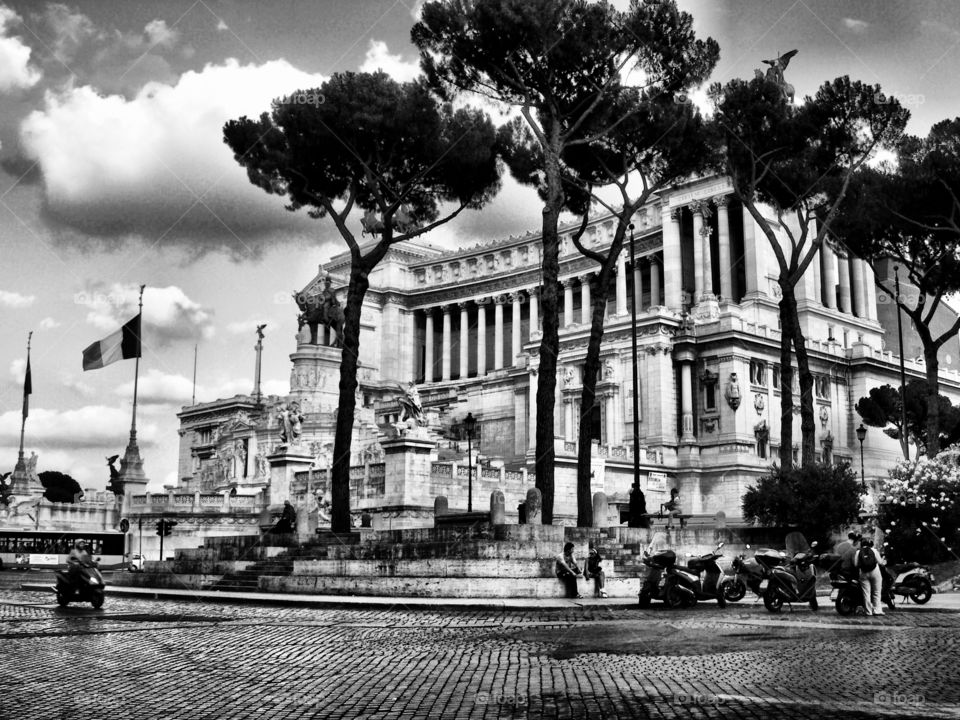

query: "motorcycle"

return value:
[672, 541, 727, 608]
[759, 542, 820, 613]
[825, 561, 896, 616]
[55, 559, 105, 609]
[638, 547, 696, 608]
[720, 544, 781, 602]
[890, 562, 936, 605]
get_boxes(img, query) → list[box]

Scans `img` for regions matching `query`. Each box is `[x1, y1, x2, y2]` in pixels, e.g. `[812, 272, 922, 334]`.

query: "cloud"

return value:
[78, 283, 215, 345]
[39, 317, 60, 329]
[143, 19, 179, 49]
[114, 368, 288, 406]
[216, 19, 229, 32]
[30, 3, 100, 65]
[360, 40, 421, 82]
[0, 6, 41, 91]
[9, 358, 25, 382]
[0, 289, 35, 307]
[842, 18, 869, 33]
[59, 373, 95, 398]
[0, 405, 160, 450]
[19, 58, 329, 245]
[226, 317, 274, 335]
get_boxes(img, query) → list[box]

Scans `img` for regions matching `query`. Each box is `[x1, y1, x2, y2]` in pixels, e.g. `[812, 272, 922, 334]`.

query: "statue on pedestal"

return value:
[294, 275, 344, 346]
[277, 401, 305, 445]
[755, 49, 797, 103]
[397, 382, 424, 425]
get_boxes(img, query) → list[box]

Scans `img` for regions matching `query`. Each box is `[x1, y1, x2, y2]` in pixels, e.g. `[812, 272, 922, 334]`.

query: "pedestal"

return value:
[267, 446, 315, 506]
[381, 436, 436, 507]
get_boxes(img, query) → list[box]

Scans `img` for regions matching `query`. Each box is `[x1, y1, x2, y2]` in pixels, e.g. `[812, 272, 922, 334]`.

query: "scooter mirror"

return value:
[716, 542, 725, 549]
[810, 541, 819, 548]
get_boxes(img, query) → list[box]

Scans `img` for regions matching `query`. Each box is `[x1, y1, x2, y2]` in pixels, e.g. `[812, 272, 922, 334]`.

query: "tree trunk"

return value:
[918, 322, 941, 457]
[534, 130, 564, 525]
[576, 270, 614, 526]
[778, 286, 795, 469]
[330, 265, 369, 533]
[785, 287, 817, 466]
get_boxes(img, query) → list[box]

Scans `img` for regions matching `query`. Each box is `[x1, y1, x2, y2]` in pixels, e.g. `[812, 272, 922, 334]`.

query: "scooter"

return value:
[826, 562, 897, 616]
[760, 542, 820, 613]
[890, 562, 936, 604]
[638, 547, 696, 608]
[721, 545, 781, 602]
[55, 560, 105, 609]
[672, 542, 727, 607]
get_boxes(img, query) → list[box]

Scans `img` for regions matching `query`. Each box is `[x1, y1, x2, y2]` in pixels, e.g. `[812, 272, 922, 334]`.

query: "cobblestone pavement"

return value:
[1, 589, 956, 720]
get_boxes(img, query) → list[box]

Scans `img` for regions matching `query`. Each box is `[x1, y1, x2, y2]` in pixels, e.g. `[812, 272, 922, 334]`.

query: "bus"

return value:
[0, 530, 127, 570]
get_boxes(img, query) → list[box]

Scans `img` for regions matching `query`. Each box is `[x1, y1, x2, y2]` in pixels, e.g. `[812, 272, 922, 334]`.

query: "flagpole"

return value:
[130, 285, 145, 439]
[17, 331, 32, 466]
[191, 344, 198, 405]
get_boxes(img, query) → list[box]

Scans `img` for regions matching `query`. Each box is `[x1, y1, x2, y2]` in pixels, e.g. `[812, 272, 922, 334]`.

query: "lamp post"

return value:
[856, 423, 867, 493]
[464, 412, 477, 512]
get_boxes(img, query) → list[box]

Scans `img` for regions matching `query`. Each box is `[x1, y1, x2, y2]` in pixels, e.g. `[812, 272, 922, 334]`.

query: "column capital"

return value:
[668, 207, 681, 222]
[580, 271, 594, 282]
[440, 304, 452, 314]
[509, 291, 524, 303]
[690, 198, 713, 219]
[475, 296, 491, 305]
[493, 294, 509, 305]
[457, 300, 470, 310]
[562, 277, 577, 288]
[713, 194, 731, 208]
[528, 286, 540, 298]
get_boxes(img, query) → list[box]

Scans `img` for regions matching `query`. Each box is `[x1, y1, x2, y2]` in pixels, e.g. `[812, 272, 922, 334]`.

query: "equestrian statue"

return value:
[294, 275, 344, 347]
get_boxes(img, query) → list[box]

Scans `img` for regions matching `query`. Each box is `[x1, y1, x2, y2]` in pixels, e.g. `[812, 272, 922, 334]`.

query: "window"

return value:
[757, 438, 767, 459]
[772, 365, 781, 390]
[750, 360, 766, 386]
[705, 383, 717, 411]
[815, 375, 830, 399]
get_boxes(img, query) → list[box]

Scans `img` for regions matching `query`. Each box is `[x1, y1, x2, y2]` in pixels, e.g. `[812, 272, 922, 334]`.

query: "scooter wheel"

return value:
[763, 591, 783, 613]
[638, 592, 652, 609]
[91, 590, 104, 609]
[721, 579, 746, 603]
[835, 592, 857, 616]
[910, 584, 932, 604]
[665, 584, 686, 609]
[56, 591, 69, 608]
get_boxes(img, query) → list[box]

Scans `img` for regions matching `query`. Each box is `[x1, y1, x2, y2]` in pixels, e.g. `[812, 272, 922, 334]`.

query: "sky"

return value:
[1, 0, 959, 493]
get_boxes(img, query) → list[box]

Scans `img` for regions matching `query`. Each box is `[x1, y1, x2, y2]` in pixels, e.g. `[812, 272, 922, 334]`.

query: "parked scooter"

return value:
[721, 545, 782, 602]
[760, 542, 820, 612]
[824, 559, 896, 616]
[55, 559, 105, 609]
[890, 562, 936, 604]
[671, 542, 727, 607]
[638, 547, 696, 608]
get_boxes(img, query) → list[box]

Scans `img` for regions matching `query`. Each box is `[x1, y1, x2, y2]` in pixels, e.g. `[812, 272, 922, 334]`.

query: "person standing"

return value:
[854, 538, 884, 616]
[555, 542, 582, 599]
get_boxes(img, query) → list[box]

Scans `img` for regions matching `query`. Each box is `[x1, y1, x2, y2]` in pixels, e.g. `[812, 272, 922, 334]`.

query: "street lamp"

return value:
[856, 423, 867, 492]
[464, 412, 477, 512]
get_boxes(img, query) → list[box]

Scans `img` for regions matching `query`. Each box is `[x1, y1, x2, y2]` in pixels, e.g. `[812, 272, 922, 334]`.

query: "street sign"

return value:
[646, 472, 668, 493]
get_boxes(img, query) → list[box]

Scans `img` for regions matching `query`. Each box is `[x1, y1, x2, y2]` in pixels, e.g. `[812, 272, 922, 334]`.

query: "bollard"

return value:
[434, 496, 449, 517]
[490, 489, 506, 525]
[525, 487, 542, 525]
[592, 491, 608, 528]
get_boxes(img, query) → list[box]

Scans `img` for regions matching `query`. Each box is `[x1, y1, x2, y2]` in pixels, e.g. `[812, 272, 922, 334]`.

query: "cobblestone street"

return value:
[1, 589, 957, 720]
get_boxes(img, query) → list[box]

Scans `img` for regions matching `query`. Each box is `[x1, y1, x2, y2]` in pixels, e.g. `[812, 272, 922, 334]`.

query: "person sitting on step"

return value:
[554, 542, 582, 599]
[584, 546, 607, 598]
[660, 488, 684, 529]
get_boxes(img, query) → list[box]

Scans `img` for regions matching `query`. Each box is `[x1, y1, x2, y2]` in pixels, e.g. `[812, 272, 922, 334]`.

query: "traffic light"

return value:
[163, 519, 177, 537]
[155, 519, 165, 537]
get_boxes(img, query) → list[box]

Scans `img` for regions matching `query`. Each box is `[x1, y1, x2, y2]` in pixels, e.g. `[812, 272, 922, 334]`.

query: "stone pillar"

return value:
[616, 249, 628, 316]
[716, 196, 732, 301]
[605, 392, 617, 447]
[851, 258, 867, 318]
[691, 203, 705, 302]
[528, 287, 539, 339]
[680, 361, 694, 442]
[837, 254, 852, 313]
[580, 274, 592, 324]
[812, 246, 823, 305]
[511, 292, 523, 366]
[633, 258, 644, 312]
[490, 489, 506, 525]
[864, 262, 878, 321]
[742, 205, 760, 296]
[564, 398, 574, 442]
[441, 305, 452, 381]
[528, 369, 538, 451]
[821, 244, 838, 309]
[525, 487, 542, 525]
[434, 496, 448, 517]
[476, 299, 487, 376]
[650, 256, 661, 307]
[493, 295, 505, 370]
[459, 302, 470, 379]
[592, 491, 608, 528]
[563, 278, 575, 326]
[424, 309, 434, 383]
[663, 209, 683, 309]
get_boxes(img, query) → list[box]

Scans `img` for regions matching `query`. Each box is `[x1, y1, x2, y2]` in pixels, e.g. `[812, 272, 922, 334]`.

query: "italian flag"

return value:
[82, 314, 142, 371]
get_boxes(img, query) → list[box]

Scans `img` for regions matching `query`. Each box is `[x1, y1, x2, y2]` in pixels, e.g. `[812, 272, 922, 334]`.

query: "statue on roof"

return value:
[756, 49, 797, 103]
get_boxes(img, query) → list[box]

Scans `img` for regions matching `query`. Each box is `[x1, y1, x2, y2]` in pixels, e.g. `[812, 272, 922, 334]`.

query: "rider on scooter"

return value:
[67, 541, 91, 583]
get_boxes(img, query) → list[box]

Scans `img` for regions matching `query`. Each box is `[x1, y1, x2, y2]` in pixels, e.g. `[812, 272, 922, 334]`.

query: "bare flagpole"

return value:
[17, 331, 32, 467]
[191, 343, 198, 405]
[130, 285, 145, 440]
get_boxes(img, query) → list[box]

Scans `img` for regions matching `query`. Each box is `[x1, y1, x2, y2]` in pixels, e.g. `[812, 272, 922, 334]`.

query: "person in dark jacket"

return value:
[555, 542, 582, 598]
[275, 500, 297, 534]
[584, 546, 607, 598]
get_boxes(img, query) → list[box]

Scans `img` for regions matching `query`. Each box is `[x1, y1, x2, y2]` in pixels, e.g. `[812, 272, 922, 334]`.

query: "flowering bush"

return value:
[877, 447, 960, 562]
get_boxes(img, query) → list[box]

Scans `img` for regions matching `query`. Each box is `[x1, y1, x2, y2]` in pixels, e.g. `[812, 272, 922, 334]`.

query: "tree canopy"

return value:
[38, 471, 82, 504]
[857, 381, 960, 457]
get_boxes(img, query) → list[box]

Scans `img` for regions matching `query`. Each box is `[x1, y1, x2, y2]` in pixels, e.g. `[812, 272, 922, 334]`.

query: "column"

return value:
[511, 292, 522, 366]
[528, 287, 539, 338]
[563, 278, 575, 326]
[821, 244, 837, 309]
[458, 302, 469, 378]
[441, 305, 452, 381]
[605, 393, 617, 447]
[424, 308, 434, 383]
[663, 208, 683, 309]
[616, 249, 627, 316]
[528, 370, 538, 451]
[851, 258, 867, 318]
[837, 254, 852, 314]
[476, 299, 487, 376]
[650, 256, 661, 308]
[716, 196, 732, 301]
[812, 246, 823, 304]
[580, 275, 591, 324]
[564, 398, 574, 441]
[691, 202, 705, 302]
[742, 205, 760, 296]
[493, 296, 505, 370]
[680, 361, 694, 441]
[864, 261, 878, 321]
[633, 258, 644, 312]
